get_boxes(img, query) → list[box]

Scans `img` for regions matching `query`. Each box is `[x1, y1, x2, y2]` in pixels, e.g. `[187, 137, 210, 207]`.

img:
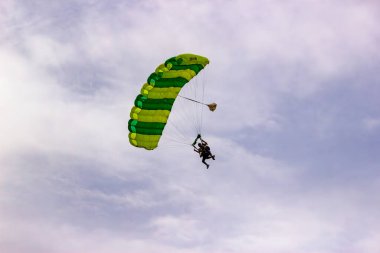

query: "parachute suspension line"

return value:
[176, 81, 197, 136]
[157, 142, 192, 151]
[161, 135, 188, 145]
[181, 83, 198, 139]
[174, 68, 216, 144]
[192, 74, 199, 135]
[157, 140, 190, 151]
[163, 69, 213, 148]
[200, 70, 206, 134]
[163, 101, 192, 144]
[160, 109, 191, 147]
[165, 121, 187, 142]
[162, 80, 199, 147]
[194, 75, 201, 135]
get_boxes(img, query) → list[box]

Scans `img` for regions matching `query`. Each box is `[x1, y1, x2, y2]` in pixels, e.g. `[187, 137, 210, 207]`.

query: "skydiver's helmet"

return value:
[198, 143, 202, 147]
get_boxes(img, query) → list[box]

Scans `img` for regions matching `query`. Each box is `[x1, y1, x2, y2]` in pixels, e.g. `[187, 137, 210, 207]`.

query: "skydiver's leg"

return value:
[202, 156, 209, 169]
[204, 151, 214, 160]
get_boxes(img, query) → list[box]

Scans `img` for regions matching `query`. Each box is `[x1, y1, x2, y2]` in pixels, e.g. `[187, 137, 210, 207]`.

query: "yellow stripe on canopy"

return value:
[129, 133, 161, 150]
[130, 106, 170, 123]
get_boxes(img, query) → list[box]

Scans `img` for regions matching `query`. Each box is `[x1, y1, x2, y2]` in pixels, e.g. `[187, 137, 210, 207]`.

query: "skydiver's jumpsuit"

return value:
[193, 135, 215, 168]
[201, 145, 213, 167]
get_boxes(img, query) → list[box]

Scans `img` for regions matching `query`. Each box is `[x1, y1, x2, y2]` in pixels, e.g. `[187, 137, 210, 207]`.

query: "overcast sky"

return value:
[1, 0, 380, 253]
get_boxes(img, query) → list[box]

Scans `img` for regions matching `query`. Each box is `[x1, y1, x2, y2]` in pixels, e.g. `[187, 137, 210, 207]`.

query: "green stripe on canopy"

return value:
[128, 119, 165, 135]
[134, 95, 175, 111]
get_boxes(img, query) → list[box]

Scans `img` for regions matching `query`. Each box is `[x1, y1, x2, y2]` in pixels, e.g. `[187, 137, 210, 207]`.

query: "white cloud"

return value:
[25, 35, 76, 67]
[363, 117, 380, 131]
[150, 215, 209, 245]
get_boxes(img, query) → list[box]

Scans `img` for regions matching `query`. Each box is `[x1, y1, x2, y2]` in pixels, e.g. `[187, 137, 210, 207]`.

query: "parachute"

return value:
[128, 53, 210, 150]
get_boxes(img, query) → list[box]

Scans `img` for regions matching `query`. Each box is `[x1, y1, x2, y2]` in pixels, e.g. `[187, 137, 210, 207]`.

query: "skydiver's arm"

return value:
[192, 134, 201, 146]
[200, 139, 208, 145]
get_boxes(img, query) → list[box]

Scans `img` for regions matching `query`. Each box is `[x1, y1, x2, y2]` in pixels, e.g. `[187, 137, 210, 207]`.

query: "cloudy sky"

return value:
[1, 0, 380, 252]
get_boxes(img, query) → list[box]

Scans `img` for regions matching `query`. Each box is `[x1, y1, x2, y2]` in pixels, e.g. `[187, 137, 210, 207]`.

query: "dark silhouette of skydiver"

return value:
[192, 134, 215, 169]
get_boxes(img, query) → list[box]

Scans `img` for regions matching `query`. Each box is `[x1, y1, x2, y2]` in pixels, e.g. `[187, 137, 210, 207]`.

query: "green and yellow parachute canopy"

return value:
[128, 53, 209, 150]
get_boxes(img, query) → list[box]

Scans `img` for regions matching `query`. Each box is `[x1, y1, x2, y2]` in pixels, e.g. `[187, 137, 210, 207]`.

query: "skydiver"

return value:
[192, 134, 215, 169]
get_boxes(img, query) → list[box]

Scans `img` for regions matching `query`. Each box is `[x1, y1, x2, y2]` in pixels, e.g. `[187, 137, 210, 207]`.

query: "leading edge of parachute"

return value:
[128, 53, 216, 150]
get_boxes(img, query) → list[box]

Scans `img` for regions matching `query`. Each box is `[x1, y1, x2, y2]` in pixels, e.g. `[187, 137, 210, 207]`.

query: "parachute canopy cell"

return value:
[129, 53, 209, 150]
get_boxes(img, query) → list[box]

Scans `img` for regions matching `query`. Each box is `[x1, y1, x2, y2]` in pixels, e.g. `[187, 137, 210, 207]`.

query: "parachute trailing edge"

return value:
[129, 53, 209, 150]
